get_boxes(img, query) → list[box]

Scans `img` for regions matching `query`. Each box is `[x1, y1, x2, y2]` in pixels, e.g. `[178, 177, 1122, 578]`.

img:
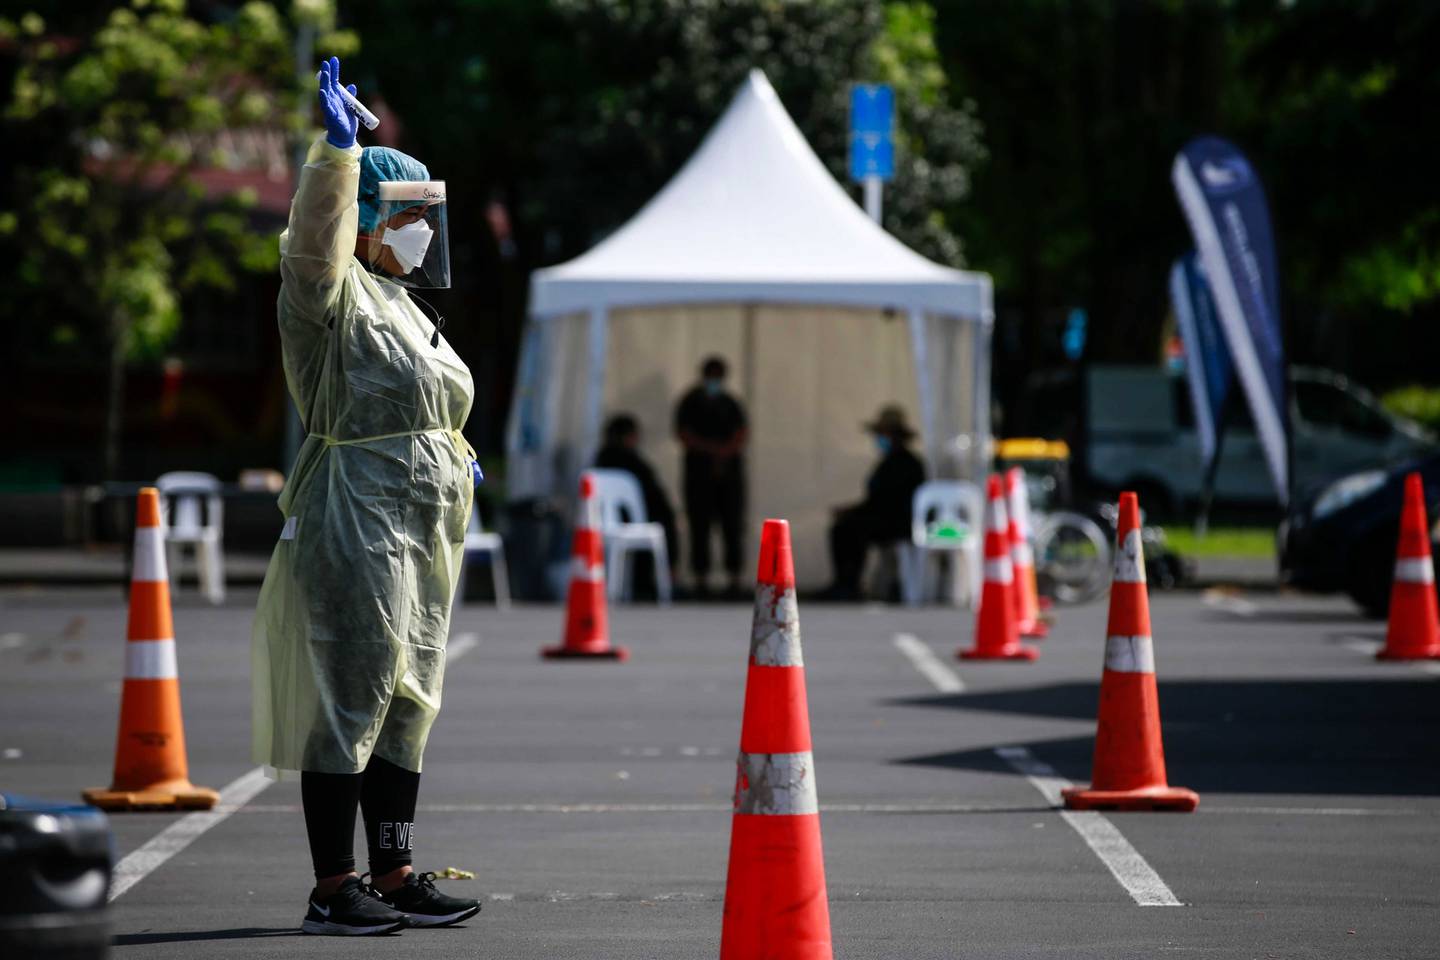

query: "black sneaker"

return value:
[301, 876, 408, 936]
[372, 871, 482, 927]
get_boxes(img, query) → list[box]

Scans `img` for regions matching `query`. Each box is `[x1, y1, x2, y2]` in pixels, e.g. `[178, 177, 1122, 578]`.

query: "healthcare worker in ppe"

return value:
[252, 57, 481, 936]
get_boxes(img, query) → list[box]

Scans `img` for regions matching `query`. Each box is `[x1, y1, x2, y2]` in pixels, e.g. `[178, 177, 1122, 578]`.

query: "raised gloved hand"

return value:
[318, 56, 359, 149]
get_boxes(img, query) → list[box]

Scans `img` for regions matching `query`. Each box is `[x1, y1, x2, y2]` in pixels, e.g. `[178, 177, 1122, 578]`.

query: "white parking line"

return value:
[887, 633, 1182, 907]
[109, 767, 272, 902]
[110, 631, 483, 902]
[995, 746, 1183, 907]
[891, 633, 965, 693]
[1201, 805, 1433, 816]
[1342, 636, 1440, 675]
[238, 800, 1056, 815]
[231, 800, 1438, 818]
[1201, 589, 1258, 617]
[448, 631, 480, 660]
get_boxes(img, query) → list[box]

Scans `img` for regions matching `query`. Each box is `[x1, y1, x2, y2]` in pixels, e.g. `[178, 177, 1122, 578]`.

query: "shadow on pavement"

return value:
[113, 927, 301, 946]
[891, 678, 1440, 796]
[1201, 607, 1376, 625]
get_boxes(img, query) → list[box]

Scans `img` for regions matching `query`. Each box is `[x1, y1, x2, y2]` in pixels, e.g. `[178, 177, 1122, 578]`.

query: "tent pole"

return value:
[973, 312, 994, 481]
[742, 303, 757, 406]
[584, 306, 608, 478]
[907, 308, 939, 477]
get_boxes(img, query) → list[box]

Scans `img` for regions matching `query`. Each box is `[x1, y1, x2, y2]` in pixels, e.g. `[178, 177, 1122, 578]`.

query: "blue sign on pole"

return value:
[850, 133, 894, 181]
[849, 84, 895, 182]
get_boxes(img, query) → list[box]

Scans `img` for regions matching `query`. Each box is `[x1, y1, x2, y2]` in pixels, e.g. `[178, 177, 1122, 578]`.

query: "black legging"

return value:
[684, 461, 745, 579]
[301, 755, 421, 879]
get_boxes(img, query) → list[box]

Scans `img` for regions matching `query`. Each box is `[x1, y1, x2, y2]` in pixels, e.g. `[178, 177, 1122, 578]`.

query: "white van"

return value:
[1085, 366, 1434, 512]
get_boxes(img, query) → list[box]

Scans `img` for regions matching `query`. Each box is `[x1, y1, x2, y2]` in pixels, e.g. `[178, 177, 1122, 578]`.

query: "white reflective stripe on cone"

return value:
[751, 584, 803, 666]
[576, 484, 601, 531]
[733, 750, 818, 815]
[1394, 557, 1435, 584]
[1013, 543, 1035, 567]
[570, 557, 604, 583]
[132, 527, 168, 583]
[984, 558, 1014, 584]
[1104, 635, 1155, 674]
[1012, 490, 1033, 537]
[1113, 529, 1146, 584]
[125, 638, 178, 680]
[988, 504, 1008, 534]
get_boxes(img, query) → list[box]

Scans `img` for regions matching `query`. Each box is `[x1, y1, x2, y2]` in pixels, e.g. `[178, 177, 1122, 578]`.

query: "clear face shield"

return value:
[368, 180, 450, 289]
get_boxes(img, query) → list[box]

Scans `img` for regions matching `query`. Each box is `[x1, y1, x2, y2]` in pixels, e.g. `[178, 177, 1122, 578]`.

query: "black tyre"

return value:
[1125, 480, 1177, 523]
[1345, 533, 1394, 620]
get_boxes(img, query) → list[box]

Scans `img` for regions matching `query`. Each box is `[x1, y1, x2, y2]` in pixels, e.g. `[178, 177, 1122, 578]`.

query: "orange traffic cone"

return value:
[1006, 467, 1048, 639]
[543, 471, 627, 661]
[1377, 472, 1440, 660]
[1062, 491, 1197, 812]
[959, 475, 1039, 661]
[83, 488, 218, 811]
[720, 519, 832, 960]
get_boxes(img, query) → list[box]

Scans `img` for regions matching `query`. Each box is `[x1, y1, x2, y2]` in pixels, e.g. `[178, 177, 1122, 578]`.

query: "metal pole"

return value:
[863, 175, 882, 224]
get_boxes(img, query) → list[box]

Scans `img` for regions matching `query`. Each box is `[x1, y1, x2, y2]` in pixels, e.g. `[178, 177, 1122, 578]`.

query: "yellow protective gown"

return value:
[252, 139, 474, 775]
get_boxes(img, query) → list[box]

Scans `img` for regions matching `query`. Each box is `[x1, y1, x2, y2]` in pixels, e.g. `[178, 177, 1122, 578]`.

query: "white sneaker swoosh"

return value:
[310, 901, 331, 918]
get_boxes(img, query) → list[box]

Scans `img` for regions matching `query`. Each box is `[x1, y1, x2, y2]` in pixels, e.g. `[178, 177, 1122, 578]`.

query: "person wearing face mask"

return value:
[673, 356, 748, 599]
[822, 406, 927, 602]
[252, 57, 481, 936]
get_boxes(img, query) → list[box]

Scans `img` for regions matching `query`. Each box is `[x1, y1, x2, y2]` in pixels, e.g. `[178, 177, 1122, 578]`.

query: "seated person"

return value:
[595, 414, 679, 597]
[824, 406, 926, 601]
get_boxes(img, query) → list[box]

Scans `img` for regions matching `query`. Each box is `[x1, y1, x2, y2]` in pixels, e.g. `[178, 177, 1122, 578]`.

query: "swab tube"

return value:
[317, 71, 380, 130]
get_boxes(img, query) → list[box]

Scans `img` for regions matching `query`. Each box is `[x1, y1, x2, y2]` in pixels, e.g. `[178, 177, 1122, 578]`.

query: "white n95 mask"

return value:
[381, 219, 434, 273]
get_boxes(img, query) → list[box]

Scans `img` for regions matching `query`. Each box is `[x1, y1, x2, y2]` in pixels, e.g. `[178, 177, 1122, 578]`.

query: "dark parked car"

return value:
[1280, 454, 1440, 617]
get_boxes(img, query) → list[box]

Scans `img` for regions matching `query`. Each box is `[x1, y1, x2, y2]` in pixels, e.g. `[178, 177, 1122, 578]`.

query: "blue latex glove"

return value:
[318, 56, 359, 149]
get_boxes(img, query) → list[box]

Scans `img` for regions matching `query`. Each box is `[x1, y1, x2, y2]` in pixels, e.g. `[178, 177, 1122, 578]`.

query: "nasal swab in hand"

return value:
[317, 71, 380, 131]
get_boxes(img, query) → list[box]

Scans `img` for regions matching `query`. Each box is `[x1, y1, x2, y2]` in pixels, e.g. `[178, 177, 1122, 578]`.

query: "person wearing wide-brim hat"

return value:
[822, 405, 926, 601]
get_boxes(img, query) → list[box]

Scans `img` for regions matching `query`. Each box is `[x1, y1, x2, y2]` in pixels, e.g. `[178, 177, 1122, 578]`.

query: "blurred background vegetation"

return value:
[2, 0, 1437, 487]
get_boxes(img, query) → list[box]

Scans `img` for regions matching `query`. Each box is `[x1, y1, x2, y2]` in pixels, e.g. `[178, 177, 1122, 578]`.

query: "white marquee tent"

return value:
[505, 69, 993, 588]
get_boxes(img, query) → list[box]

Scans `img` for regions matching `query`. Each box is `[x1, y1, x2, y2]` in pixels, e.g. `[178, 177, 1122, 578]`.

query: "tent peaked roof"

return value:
[530, 69, 989, 319]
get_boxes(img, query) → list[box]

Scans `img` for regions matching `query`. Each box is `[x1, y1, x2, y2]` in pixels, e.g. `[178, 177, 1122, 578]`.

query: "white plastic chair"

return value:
[461, 508, 510, 609]
[155, 471, 226, 605]
[902, 480, 984, 608]
[588, 468, 672, 605]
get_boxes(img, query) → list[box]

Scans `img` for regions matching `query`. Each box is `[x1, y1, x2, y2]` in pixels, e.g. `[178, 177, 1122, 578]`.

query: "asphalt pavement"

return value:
[2, 584, 1437, 958]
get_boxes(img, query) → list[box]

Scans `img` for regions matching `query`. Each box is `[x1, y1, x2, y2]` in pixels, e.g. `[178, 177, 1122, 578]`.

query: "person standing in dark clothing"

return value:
[673, 356, 748, 598]
[824, 406, 927, 601]
[595, 413, 679, 596]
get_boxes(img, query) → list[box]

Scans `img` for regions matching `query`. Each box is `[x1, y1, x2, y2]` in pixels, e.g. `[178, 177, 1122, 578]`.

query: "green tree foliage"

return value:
[342, 0, 982, 429]
[519, 0, 982, 265]
[1227, 0, 1440, 388]
[0, 0, 315, 479]
[933, 0, 1440, 400]
[1381, 385, 1440, 435]
[934, 0, 1226, 369]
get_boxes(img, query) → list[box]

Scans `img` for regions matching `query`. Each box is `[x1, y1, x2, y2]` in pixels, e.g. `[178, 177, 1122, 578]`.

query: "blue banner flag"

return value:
[1170, 253, 1232, 471]
[1172, 137, 1289, 504]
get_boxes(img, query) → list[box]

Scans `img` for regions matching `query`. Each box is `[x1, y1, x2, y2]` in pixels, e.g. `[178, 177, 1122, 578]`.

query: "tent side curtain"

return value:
[917, 309, 988, 479]
[505, 311, 594, 502]
[506, 303, 992, 505]
[502, 302, 991, 587]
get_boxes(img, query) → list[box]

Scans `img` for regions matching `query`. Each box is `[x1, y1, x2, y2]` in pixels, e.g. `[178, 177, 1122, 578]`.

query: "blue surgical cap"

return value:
[357, 146, 430, 233]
